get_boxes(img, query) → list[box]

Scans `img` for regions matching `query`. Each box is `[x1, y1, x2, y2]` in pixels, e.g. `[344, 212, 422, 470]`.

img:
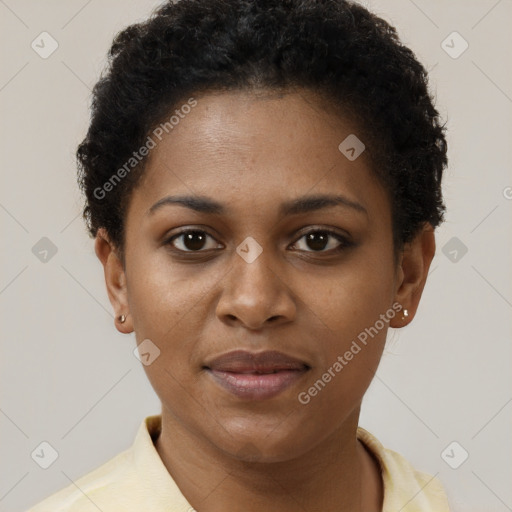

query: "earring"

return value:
[118, 314, 126, 324]
[402, 309, 409, 321]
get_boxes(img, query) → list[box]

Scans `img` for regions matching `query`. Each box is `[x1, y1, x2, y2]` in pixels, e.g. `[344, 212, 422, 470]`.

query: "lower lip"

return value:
[207, 369, 308, 400]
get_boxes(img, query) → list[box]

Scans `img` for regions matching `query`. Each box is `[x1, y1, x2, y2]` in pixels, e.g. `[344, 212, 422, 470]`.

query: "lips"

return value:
[204, 350, 310, 400]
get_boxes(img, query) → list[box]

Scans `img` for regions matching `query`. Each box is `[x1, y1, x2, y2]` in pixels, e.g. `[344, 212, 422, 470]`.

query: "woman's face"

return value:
[97, 89, 433, 462]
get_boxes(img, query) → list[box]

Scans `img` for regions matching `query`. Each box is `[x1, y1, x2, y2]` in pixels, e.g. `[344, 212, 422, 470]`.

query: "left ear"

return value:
[389, 222, 436, 328]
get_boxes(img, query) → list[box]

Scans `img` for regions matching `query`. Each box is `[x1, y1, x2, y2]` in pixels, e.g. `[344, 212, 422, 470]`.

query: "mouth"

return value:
[203, 350, 311, 401]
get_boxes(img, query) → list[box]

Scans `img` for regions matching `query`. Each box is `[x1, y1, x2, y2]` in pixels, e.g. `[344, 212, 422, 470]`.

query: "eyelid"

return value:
[291, 225, 350, 240]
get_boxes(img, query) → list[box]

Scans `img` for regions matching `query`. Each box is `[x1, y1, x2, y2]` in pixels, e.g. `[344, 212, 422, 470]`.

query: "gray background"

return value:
[1, 1, 511, 511]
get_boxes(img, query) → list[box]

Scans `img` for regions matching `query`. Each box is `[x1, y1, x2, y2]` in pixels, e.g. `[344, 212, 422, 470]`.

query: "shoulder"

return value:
[25, 448, 133, 512]
[357, 427, 451, 512]
[25, 415, 188, 512]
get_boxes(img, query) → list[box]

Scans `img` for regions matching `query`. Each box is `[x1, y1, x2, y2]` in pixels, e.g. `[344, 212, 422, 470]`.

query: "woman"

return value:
[28, 0, 450, 510]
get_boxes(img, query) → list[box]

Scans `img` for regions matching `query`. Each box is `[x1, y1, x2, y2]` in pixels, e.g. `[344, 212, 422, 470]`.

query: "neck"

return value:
[154, 406, 382, 512]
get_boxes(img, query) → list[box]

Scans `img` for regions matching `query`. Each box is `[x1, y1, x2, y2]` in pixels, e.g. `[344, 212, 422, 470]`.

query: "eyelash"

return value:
[164, 228, 353, 255]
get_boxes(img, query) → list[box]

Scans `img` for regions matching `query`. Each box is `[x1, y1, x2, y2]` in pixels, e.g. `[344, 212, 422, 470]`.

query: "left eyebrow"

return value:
[279, 194, 368, 217]
[147, 193, 368, 217]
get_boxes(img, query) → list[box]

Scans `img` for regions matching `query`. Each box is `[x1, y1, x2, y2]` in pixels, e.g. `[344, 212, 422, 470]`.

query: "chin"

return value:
[210, 419, 317, 464]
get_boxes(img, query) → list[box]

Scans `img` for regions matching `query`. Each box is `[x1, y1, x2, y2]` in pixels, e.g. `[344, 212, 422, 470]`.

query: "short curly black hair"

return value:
[77, 0, 447, 260]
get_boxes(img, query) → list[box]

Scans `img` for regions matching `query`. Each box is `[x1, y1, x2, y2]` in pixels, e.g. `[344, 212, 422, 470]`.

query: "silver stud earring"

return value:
[402, 309, 409, 321]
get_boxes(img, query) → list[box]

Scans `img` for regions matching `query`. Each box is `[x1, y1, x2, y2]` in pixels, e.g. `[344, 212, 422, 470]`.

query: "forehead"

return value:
[130, 89, 389, 219]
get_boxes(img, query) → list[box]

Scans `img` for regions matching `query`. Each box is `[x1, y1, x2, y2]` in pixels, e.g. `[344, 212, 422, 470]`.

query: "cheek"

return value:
[298, 246, 396, 340]
[294, 307, 388, 436]
[126, 249, 218, 341]
[124, 252, 213, 423]
[296, 244, 395, 397]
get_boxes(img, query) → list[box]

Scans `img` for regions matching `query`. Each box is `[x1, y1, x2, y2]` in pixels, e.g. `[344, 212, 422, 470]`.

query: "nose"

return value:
[215, 248, 297, 330]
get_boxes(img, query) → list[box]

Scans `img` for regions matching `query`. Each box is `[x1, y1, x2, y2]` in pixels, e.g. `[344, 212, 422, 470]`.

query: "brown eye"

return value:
[292, 230, 350, 253]
[168, 230, 221, 252]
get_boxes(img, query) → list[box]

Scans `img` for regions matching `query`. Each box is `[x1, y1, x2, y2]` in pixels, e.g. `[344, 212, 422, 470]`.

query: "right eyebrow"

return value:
[147, 195, 225, 216]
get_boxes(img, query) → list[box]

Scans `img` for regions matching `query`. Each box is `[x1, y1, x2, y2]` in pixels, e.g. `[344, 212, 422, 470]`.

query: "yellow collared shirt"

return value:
[27, 415, 450, 511]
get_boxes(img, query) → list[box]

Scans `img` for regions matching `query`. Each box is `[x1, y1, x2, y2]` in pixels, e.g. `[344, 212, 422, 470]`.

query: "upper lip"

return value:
[204, 350, 310, 373]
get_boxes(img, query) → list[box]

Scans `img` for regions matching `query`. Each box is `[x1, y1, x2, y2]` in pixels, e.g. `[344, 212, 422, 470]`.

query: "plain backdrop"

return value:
[1, 1, 511, 511]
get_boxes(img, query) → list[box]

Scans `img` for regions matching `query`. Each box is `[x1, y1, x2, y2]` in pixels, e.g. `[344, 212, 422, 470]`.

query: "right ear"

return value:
[94, 228, 133, 334]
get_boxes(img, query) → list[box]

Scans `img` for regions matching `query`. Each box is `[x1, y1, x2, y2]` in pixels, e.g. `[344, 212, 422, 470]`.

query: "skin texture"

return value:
[95, 89, 436, 511]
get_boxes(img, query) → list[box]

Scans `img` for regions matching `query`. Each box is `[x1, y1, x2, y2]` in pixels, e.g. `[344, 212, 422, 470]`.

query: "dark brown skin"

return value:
[95, 89, 435, 512]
